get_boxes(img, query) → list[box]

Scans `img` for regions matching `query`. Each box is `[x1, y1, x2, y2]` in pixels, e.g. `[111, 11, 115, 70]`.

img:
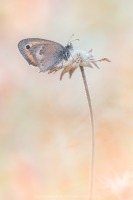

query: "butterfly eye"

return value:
[25, 44, 31, 49]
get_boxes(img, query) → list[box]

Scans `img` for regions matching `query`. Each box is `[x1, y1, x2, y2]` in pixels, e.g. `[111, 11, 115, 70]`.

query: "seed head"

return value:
[48, 49, 111, 80]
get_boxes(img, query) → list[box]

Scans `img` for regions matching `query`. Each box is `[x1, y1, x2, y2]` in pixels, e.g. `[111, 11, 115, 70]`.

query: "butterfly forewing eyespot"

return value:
[26, 45, 30, 49]
[25, 44, 32, 50]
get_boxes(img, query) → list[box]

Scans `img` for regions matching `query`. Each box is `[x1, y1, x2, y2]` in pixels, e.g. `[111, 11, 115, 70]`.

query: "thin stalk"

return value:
[80, 66, 95, 200]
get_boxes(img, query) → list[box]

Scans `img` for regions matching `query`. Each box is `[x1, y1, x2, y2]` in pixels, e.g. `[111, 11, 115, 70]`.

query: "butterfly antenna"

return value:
[67, 34, 74, 45]
[70, 39, 80, 43]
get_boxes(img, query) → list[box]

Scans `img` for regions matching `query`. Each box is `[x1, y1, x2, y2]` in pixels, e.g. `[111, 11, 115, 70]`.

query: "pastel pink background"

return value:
[0, 0, 133, 199]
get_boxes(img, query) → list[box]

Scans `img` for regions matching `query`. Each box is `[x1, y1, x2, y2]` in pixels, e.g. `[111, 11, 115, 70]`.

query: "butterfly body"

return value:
[18, 38, 73, 72]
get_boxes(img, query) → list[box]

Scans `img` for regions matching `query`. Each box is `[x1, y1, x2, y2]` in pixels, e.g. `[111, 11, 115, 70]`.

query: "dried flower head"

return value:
[100, 169, 133, 199]
[48, 49, 111, 80]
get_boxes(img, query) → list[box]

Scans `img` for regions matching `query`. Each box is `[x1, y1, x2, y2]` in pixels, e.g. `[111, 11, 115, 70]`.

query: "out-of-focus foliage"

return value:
[0, 0, 133, 199]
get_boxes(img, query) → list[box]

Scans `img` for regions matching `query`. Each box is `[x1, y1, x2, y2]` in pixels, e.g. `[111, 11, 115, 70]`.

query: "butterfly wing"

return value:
[30, 43, 65, 72]
[18, 38, 65, 72]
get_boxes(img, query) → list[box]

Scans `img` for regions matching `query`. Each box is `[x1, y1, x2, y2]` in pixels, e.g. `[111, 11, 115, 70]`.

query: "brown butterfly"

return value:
[18, 35, 74, 72]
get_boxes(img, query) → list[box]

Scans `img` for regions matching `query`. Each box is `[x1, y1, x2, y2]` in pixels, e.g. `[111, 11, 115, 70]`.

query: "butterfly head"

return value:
[65, 42, 73, 51]
[63, 43, 73, 61]
[63, 34, 80, 61]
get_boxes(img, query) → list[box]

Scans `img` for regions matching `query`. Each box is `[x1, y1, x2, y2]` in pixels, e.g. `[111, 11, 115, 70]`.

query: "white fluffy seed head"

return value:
[71, 49, 88, 60]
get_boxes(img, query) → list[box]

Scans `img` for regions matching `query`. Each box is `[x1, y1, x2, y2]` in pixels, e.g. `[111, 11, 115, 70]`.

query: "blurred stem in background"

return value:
[80, 66, 95, 200]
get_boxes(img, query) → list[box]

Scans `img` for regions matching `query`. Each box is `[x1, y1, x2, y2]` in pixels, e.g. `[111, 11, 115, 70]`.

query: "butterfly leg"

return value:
[48, 60, 64, 74]
[48, 66, 62, 74]
[61, 60, 63, 68]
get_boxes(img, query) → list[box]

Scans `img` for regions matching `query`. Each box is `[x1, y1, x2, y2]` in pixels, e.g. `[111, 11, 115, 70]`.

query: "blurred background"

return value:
[0, 0, 133, 199]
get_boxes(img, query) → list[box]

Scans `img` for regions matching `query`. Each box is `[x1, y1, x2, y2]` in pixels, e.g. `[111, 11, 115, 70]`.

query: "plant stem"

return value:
[80, 66, 95, 200]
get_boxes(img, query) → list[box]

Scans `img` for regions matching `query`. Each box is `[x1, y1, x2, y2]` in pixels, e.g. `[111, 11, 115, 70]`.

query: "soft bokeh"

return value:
[0, 0, 133, 199]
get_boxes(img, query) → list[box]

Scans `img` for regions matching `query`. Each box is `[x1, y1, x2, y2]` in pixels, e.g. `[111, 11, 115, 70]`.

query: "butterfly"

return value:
[18, 35, 75, 73]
